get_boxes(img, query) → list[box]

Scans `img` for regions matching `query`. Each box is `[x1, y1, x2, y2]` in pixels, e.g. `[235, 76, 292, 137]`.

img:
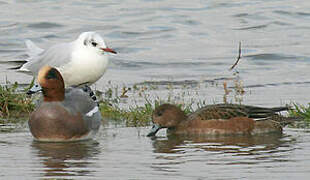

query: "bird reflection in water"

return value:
[31, 140, 101, 178]
[150, 133, 295, 155]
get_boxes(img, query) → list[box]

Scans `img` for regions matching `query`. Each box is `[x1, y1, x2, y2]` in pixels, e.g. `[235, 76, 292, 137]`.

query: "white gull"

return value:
[19, 31, 116, 87]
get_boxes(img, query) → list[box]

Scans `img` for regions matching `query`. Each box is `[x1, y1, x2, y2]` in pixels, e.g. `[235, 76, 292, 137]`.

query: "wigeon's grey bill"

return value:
[147, 124, 162, 137]
[101, 47, 117, 54]
[27, 84, 42, 95]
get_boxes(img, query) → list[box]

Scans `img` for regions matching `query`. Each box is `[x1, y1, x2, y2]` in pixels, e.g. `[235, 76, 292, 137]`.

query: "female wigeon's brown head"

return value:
[147, 104, 187, 137]
[37, 65, 65, 102]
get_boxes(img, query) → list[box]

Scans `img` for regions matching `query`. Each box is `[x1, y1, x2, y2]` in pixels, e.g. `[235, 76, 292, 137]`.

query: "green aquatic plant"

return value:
[286, 103, 310, 128]
[289, 103, 310, 120]
[0, 82, 34, 120]
[289, 103, 310, 121]
[99, 98, 154, 127]
[97, 82, 206, 127]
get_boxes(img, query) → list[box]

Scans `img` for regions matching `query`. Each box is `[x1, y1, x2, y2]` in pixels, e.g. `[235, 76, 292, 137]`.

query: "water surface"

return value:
[1, 0, 310, 179]
[1, 0, 310, 106]
[0, 126, 309, 179]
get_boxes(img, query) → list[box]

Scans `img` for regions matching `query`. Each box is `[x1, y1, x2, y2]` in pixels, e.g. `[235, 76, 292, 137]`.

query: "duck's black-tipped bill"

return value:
[147, 124, 162, 137]
[27, 84, 42, 95]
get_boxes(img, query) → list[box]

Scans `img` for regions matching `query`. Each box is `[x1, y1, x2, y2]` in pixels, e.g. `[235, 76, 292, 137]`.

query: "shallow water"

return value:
[1, 0, 310, 179]
[0, 126, 309, 179]
[1, 0, 310, 106]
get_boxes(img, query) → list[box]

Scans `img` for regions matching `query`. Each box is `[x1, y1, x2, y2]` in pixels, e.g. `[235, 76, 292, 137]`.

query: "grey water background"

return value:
[0, 0, 310, 179]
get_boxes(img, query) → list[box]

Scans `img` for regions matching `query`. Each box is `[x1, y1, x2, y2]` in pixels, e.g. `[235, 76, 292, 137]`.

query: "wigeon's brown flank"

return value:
[28, 65, 101, 142]
[29, 104, 88, 141]
[173, 117, 255, 136]
[147, 103, 292, 137]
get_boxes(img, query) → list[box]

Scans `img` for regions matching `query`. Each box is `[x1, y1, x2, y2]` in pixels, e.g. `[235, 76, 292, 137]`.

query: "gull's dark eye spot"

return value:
[91, 41, 97, 47]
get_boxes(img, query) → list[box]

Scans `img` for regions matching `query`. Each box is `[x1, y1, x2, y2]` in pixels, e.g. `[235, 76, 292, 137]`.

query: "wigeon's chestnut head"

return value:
[28, 66, 102, 142]
[37, 65, 65, 102]
[147, 103, 294, 137]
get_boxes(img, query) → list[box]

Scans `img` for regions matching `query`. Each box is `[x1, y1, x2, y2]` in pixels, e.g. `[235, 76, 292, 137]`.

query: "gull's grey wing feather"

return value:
[22, 42, 74, 75]
[25, 40, 44, 57]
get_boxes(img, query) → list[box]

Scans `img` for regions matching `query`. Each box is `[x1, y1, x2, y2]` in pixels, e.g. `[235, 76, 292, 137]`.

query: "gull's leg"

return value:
[81, 85, 99, 105]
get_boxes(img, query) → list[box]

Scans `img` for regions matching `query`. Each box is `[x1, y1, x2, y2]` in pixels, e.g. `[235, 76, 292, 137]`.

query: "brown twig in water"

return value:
[229, 42, 242, 71]
[120, 87, 130, 98]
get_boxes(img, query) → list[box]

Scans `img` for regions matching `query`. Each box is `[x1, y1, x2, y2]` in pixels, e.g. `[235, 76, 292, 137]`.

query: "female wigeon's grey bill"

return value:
[147, 124, 162, 137]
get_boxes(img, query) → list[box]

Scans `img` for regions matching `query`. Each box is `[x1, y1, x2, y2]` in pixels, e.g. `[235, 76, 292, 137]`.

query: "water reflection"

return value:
[149, 133, 298, 177]
[31, 140, 101, 178]
[151, 133, 295, 156]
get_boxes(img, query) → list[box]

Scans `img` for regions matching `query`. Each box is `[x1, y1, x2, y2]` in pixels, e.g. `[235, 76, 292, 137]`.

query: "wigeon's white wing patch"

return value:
[253, 118, 269, 121]
[86, 106, 99, 117]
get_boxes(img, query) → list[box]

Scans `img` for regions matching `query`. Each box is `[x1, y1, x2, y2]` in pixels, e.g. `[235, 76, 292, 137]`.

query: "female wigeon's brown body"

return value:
[28, 66, 102, 142]
[147, 104, 293, 137]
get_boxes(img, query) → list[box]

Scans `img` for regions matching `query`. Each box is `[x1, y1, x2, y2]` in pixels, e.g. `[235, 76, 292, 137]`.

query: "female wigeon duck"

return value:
[28, 66, 102, 142]
[147, 103, 294, 137]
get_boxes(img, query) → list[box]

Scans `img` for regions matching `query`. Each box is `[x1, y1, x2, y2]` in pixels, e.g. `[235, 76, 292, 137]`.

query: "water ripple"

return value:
[111, 58, 207, 69]
[27, 22, 64, 29]
[274, 10, 310, 18]
[244, 53, 296, 61]
[234, 24, 269, 30]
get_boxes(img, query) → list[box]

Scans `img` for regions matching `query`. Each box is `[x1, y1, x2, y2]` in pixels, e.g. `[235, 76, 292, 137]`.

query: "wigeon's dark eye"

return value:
[157, 111, 163, 116]
[46, 68, 58, 79]
[91, 42, 97, 47]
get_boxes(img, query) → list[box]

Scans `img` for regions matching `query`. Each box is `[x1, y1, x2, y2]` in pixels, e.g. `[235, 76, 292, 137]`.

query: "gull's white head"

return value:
[77, 31, 117, 55]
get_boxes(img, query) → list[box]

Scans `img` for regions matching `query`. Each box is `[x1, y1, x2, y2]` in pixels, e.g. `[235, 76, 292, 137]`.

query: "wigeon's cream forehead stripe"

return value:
[38, 65, 52, 84]
[86, 106, 99, 117]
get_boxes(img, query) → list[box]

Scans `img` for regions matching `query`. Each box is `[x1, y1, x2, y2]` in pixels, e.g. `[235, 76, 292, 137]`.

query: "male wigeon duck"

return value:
[147, 103, 294, 137]
[28, 66, 102, 142]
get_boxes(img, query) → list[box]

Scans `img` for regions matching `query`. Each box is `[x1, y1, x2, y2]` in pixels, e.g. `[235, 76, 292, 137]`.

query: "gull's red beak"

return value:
[101, 47, 117, 54]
